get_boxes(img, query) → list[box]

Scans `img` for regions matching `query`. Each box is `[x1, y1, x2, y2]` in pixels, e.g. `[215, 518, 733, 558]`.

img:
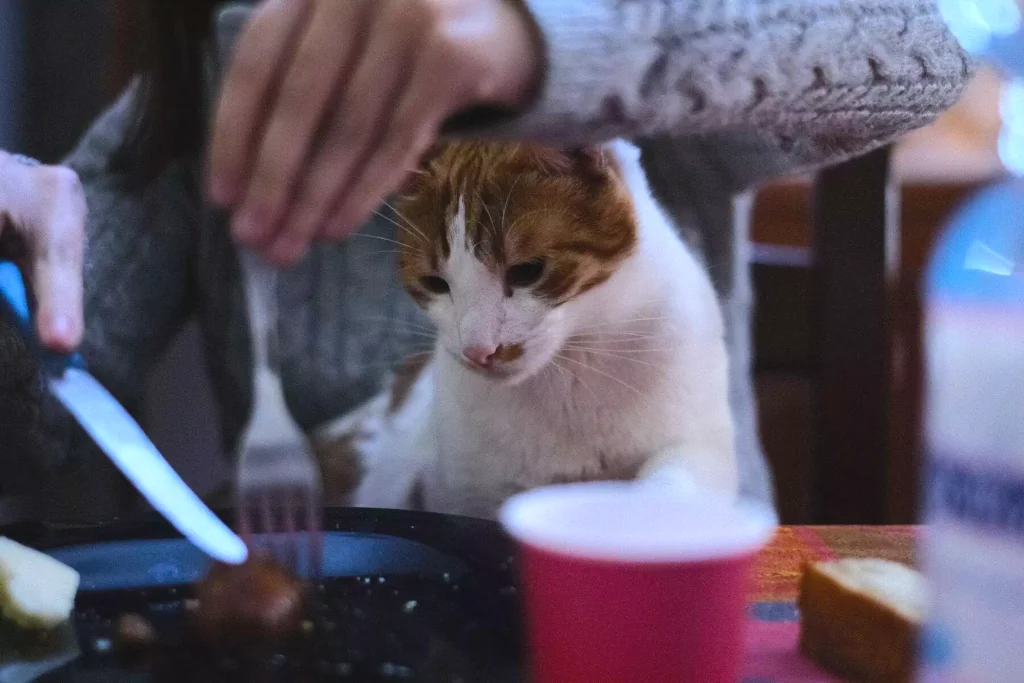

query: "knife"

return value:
[0, 261, 247, 565]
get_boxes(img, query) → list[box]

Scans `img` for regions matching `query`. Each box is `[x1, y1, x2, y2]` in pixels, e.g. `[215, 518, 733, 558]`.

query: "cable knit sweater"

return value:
[0, 0, 970, 521]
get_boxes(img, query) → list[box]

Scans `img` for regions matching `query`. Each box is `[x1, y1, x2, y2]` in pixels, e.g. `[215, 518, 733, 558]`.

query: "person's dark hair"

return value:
[109, 0, 223, 184]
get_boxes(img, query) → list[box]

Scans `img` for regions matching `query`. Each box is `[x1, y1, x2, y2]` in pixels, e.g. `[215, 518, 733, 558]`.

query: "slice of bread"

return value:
[799, 558, 926, 683]
[0, 537, 80, 630]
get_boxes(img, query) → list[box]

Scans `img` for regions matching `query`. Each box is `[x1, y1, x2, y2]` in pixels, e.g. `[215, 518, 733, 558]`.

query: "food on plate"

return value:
[799, 558, 926, 683]
[0, 621, 81, 677]
[191, 554, 306, 648]
[116, 613, 159, 652]
[0, 537, 80, 630]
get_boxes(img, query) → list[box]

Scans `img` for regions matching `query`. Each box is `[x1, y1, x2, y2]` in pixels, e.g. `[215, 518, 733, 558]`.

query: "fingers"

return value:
[233, 0, 372, 248]
[207, 0, 312, 207]
[208, 0, 523, 263]
[267, 3, 424, 264]
[318, 56, 449, 240]
[29, 168, 86, 352]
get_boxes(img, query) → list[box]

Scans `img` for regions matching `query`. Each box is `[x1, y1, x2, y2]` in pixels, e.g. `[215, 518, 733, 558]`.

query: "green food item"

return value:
[0, 538, 80, 630]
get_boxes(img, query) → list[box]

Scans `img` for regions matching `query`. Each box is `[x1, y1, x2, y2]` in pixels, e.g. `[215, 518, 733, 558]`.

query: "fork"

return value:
[235, 247, 323, 576]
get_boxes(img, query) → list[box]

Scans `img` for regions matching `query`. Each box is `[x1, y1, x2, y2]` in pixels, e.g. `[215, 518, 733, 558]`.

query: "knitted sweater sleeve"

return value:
[479, 0, 972, 190]
[62, 85, 197, 412]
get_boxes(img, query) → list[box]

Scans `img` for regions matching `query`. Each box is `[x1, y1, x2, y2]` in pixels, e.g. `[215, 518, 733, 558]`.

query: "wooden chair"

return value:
[812, 147, 897, 524]
[753, 142, 999, 525]
[753, 147, 896, 525]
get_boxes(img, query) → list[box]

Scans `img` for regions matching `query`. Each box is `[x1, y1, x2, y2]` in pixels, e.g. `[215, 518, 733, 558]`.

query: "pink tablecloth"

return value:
[743, 526, 916, 682]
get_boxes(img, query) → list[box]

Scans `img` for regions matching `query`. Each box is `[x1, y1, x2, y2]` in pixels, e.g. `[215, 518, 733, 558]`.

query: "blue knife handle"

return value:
[0, 260, 85, 377]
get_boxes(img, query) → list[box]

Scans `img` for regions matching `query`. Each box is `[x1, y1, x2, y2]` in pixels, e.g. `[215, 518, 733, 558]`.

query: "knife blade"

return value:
[0, 262, 247, 565]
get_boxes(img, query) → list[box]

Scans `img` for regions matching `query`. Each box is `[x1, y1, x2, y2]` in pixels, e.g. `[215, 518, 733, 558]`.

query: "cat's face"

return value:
[396, 142, 638, 383]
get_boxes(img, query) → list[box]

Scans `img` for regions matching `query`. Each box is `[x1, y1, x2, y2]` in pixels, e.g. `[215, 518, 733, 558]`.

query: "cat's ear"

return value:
[417, 142, 446, 171]
[399, 143, 446, 196]
[565, 146, 621, 185]
[516, 145, 618, 182]
[567, 146, 608, 171]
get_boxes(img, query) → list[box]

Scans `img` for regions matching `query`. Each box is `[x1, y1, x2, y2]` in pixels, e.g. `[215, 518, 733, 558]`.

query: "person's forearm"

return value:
[456, 0, 972, 187]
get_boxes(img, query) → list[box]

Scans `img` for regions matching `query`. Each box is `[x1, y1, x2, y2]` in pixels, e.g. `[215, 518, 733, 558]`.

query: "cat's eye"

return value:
[506, 259, 546, 289]
[419, 275, 450, 294]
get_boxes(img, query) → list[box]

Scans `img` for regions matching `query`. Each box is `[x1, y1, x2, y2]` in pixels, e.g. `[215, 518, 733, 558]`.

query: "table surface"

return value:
[744, 525, 916, 682]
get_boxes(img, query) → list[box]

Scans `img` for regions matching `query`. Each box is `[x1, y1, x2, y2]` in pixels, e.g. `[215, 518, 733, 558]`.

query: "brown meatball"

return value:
[191, 555, 306, 649]
[116, 613, 159, 650]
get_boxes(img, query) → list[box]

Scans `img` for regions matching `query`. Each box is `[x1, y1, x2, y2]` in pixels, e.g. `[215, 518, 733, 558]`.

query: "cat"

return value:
[312, 139, 737, 520]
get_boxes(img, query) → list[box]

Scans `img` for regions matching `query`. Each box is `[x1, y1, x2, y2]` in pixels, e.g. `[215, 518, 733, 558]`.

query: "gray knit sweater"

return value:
[1, 0, 970, 521]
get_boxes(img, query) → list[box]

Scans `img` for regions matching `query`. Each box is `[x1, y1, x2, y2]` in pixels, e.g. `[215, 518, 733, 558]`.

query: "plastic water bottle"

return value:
[920, 2, 1024, 680]
[939, 0, 1024, 75]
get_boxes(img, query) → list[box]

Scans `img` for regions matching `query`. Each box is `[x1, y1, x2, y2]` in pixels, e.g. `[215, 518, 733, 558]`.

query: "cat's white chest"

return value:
[420, 352, 677, 518]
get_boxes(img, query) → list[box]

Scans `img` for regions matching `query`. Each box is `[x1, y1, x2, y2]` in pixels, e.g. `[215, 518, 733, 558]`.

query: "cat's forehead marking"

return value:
[445, 195, 489, 278]
[449, 196, 467, 249]
[398, 141, 639, 305]
[446, 196, 496, 269]
[445, 196, 477, 274]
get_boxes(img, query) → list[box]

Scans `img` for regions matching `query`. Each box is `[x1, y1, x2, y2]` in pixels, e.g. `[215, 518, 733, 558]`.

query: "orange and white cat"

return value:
[313, 139, 736, 520]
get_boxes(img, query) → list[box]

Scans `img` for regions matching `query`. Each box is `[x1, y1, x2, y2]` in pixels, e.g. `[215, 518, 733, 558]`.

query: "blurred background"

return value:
[1, 0, 230, 506]
[0, 1, 134, 161]
[0, 1, 1004, 525]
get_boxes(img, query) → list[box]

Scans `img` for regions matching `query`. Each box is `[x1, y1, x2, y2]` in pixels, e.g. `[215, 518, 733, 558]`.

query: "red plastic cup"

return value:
[500, 482, 777, 683]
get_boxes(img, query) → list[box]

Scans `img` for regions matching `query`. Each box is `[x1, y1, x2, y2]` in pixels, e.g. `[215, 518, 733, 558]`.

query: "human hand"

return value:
[0, 152, 86, 351]
[208, 0, 541, 266]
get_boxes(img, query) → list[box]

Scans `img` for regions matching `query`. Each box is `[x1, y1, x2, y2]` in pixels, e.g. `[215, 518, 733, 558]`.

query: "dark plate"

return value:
[0, 508, 523, 683]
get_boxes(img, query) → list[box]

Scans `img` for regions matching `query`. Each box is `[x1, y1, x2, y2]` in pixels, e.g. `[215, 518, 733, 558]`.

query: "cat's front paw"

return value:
[638, 445, 738, 502]
[639, 456, 701, 497]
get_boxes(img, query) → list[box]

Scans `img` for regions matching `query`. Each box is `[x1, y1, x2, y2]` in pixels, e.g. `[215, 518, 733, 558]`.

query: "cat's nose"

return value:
[463, 345, 498, 368]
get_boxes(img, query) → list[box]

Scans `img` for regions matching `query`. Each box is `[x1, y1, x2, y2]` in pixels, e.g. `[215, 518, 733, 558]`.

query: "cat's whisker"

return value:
[396, 330, 440, 339]
[566, 341, 672, 350]
[555, 353, 646, 400]
[393, 346, 440, 358]
[548, 357, 572, 382]
[349, 312, 433, 325]
[563, 345, 678, 354]
[376, 325, 438, 338]
[507, 207, 568, 240]
[571, 328, 662, 336]
[565, 338, 674, 349]
[500, 174, 524, 233]
[369, 216, 421, 248]
[569, 313, 673, 331]
[355, 356, 437, 372]
[567, 336, 671, 347]
[475, 191, 499, 241]
[354, 249, 403, 260]
[550, 356, 599, 400]
[353, 317, 436, 332]
[393, 223, 428, 247]
[559, 346, 668, 369]
[568, 298, 674, 317]
[350, 315, 437, 334]
[352, 232, 422, 253]
[565, 348, 675, 358]
[372, 209, 427, 246]
[572, 316, 674, 331]
[569, 325, 675, 340]
[380, 202, 430, 245]
[568, 332, 670, 343]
